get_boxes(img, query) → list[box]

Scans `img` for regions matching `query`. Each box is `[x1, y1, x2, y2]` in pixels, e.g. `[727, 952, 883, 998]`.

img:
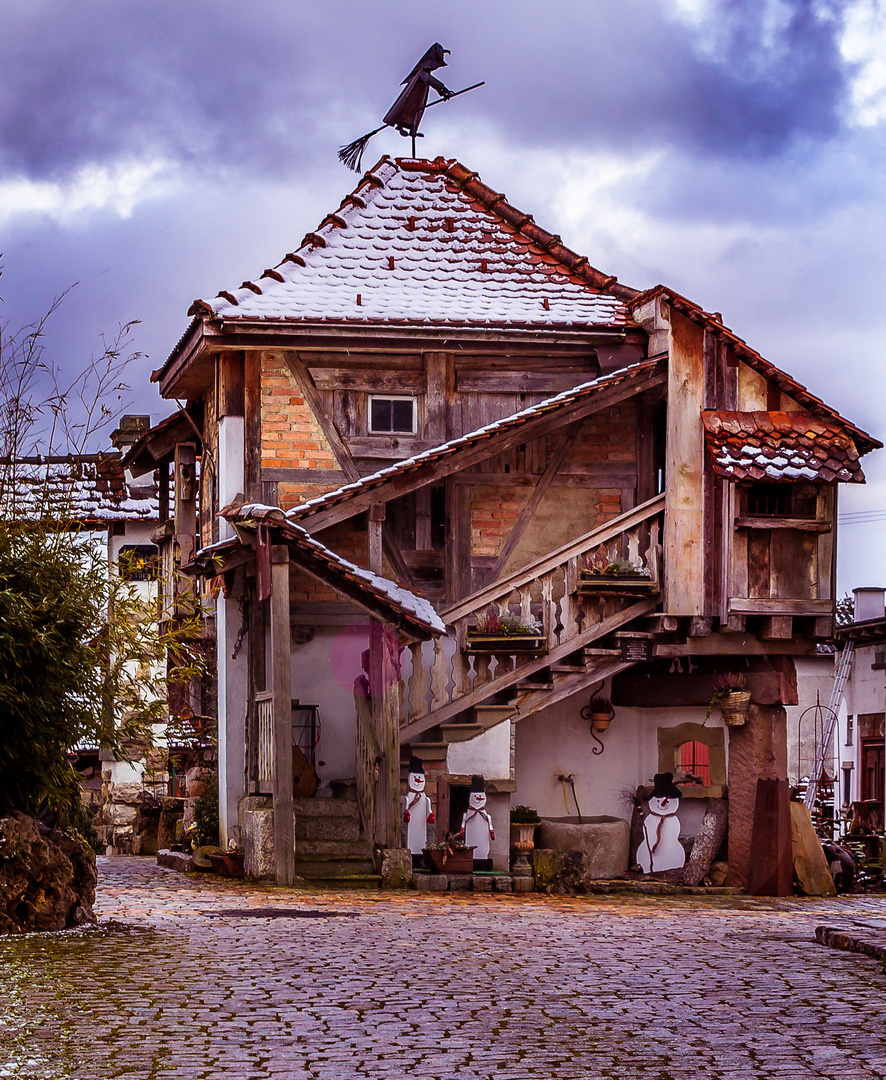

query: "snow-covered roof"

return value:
[702, 411, 866, 484]
[196, 503, 445, 639]
[184, 156, 634, 332]
[287, 360, 664, 524]
[0, 456, 159, 524]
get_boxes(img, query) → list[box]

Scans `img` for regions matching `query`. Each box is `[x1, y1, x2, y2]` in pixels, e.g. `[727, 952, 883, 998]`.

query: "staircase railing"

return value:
[401, 494, 665, 738]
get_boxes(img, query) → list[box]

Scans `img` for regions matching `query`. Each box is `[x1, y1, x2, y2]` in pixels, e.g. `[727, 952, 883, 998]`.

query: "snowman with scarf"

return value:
[461, 774, 495, 864]
[637, 772, 685, 874]
[402, 756, 435, 866]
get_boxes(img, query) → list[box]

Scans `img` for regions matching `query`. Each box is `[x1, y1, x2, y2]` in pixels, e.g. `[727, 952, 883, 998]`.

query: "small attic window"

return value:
[369, 396, 416, 435]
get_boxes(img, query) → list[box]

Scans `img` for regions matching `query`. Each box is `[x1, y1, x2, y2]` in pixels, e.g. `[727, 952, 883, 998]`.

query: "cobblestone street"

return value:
[3, 858, 886, 1079]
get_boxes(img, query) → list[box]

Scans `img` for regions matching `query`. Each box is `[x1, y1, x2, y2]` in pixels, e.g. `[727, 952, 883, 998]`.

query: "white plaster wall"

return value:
[786, 655, 836, 784]
[514, 701, 725, 839]
[217, 593, 248, 846]
[447, 721, 511, 780]
[217, 416, 245, 541]
[290, 623, 370, 782]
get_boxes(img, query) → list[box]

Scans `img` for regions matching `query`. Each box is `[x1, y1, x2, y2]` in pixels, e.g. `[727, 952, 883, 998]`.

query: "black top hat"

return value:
[650, 772, 683, 800]
[408, 756, 424, 775]
[470, 774, 485, 793]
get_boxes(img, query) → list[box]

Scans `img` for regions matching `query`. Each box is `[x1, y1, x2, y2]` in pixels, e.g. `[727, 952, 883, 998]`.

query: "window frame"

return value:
[367, 394, 418, 436]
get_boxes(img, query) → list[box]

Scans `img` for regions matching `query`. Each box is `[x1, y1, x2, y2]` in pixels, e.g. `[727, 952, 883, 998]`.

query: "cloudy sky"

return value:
[2, 0, 885, 589]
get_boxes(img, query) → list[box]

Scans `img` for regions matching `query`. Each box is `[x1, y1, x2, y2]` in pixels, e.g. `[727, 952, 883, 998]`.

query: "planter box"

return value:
[576, 573, 659, 598]
[423, 847, 475, 874]
[464, 634, 547, 655]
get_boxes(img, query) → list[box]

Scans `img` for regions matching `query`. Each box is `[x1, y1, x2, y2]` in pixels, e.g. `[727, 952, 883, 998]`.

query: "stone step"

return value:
[296, 874, 382, 890]
[401, 740, 448, 758]
[294, 814, 362, 842]
[473, 704, 517, 729]
[439, 723, 485, 743]
[296, 839, 373, 858]
[293, 796, 361, 819]
[293, 856, 376, 878]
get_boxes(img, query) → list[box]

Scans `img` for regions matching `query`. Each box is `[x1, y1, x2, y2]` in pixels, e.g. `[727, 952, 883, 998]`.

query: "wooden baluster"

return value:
[627, 526, 641, 567]
[454, 618, 473, 698]
[428, 636, 449, 711]
[406, 641, 428, 722]
[647, 517, 662, 583]
[561, 557, 581, 645]
[518, 585, 532, 625]
[541, 571, 554, 649]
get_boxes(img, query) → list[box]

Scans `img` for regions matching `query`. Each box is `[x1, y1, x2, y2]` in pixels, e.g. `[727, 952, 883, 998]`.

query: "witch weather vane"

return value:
[338, 43, 484, 171]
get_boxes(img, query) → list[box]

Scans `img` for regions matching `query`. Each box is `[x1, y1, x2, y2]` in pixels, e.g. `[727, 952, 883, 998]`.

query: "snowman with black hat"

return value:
[461, 774, 495, 866]
[402, 756, 435, 867]
[637, 772, 685, 874]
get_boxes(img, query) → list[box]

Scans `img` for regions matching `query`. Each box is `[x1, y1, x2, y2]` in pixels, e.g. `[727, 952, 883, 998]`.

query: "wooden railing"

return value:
[251, 691, 274, 793]
[401, 494, 665, 738]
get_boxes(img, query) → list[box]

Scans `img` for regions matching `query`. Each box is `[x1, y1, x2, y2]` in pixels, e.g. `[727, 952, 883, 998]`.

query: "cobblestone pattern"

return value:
[3, 857, 886, 1079]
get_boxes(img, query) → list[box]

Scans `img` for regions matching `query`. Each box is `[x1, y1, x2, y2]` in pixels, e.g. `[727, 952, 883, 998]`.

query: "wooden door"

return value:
[861, 738, 885, 805]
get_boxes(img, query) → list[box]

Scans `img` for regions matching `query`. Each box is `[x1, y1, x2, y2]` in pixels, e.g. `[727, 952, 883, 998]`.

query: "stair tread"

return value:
[293, 796, 360, 817]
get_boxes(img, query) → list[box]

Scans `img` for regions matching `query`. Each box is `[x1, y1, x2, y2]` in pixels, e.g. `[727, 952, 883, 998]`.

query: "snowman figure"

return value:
[402, 756, 435, 866]
[461, 774, 495, 864]
[637, 772, 686, 874]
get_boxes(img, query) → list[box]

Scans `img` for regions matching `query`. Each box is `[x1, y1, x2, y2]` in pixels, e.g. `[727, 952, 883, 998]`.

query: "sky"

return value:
[1, 0, 885, 591]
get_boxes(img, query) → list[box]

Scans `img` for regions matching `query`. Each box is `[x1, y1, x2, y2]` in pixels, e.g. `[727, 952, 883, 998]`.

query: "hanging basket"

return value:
[720, 691, 751, 726]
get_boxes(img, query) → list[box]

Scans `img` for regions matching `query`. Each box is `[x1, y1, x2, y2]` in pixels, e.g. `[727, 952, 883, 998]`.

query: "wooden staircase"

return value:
[399, 495, 665, 751]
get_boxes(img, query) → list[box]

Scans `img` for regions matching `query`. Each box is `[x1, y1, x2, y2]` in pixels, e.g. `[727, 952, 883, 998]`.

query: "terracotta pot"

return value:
[590, 713, 612, 732]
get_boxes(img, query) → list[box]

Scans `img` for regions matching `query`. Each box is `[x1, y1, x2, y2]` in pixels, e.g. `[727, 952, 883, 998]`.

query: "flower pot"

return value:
[590, 713, 612, 732]
[422, 847, 475, 874]
[509, 822, 537, 852]
[464, 633, 547, 655]
[221, 851, 245, 878]
[720, 691, 751, 726]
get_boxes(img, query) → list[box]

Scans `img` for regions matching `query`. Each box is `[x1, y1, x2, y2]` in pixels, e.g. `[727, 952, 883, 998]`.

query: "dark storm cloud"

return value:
[0, 0, 852, 184]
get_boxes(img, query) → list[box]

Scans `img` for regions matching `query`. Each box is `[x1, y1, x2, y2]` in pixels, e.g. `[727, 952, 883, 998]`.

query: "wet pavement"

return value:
[3, 857, 886, 1079]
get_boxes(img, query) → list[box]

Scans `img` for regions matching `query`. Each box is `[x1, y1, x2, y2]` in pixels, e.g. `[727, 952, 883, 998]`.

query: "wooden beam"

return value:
[310, 367, 426, 393]
[445, 481, 472, 603]
[760, 616, 794, 640]
[729, 597, 832, 615]
[303, 371, 667, 534]
[261, 468, 347, 485]
[244, 351, 262, 502]
[270, 546, 294, 885]
[487, 422, 581, 582]
[369, 503, 385, 575]
[217, 351, 245, 418]
[158, 458, 170, 523]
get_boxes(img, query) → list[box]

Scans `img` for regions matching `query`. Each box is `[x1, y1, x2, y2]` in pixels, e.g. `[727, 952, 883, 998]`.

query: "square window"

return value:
[369, 396, 416, 434]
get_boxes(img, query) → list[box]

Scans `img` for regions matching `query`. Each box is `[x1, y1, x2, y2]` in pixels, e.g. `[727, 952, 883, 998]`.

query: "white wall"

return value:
[786, 654, 836, 785]
[514, 700, 725, 839]
[290, 623, 370, 782]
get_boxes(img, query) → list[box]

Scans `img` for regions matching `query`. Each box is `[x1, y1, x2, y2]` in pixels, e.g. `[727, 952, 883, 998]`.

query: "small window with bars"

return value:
[677, 740, 711, 785]
[368, 396, 416, 434]
[746, 482, 817, 519]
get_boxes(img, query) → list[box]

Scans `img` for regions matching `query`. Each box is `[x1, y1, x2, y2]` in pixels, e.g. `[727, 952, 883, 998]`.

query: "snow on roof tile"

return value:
[0, 457, 159, 524]
[287, 360, 663, 523]
[702, 411, 866, 484]
[186, 157, 633, 331]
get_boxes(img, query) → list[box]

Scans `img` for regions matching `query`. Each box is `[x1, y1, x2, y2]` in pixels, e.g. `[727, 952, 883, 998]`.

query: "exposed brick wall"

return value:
[289, 522, 370, 604]
[277, 481, 343, 514]
[261, 351, 339, 472]
[471, 485, 532, 557]
[569, 403, 637, 467]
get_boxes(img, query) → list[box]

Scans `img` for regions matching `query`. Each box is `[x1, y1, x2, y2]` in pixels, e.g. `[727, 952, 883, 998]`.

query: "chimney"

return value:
[853, 587, 886, 623]
[110, 415, 150, 451]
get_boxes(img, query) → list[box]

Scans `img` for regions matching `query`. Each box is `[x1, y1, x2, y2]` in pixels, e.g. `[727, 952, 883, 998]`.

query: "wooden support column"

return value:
[726, 702, 788, 889]
[445, 481, 472, 603]
[270, 545, 294, 885]
[368, 620, 402, 852]
[244, 351, 263, 503]
[158, 458, 170, 523]
[369, 503, 385, 575]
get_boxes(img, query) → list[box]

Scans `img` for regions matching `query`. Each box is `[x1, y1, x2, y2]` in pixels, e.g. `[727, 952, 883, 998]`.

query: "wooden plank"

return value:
[306, 351, 424, 370]
[401, 597, 658, 740]
[415, 488, 432, 551]
[760, 616, 793, 640]
[310, 368, 426, 393]
[289, 601, 368, 624]
[332, 389, 360, 439]
[442, 493, 665, 624]
[487, 422, 582, 582]
[261, 467, 347, 484]
[770, 529, 816, 600]
[217, 351, 244, 418]
[457, 373, 595, 393]
[425, 352, 447, 444]
[663, 309, 705, 615]
[748, 531, 771, 598]
[369, 503, 385, 574]
[735, 517, 831, 532]
[347, 436, 435, 459]
[655, 638, 816, 657]
[817, 485, 836, 602]
[244, 351, 262, 502]
[729, 597, 833, 615]
[270, 547, 295, 885]
[300, 370, 667, 533]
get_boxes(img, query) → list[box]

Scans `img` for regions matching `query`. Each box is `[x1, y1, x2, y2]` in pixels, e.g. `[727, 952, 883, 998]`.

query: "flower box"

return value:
[423, 846, 476, 874]
[464, 633, 547, 655]
[576, 572, 659, 598]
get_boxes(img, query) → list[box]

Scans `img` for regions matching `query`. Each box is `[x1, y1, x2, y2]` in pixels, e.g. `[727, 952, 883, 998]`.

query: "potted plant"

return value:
[422, 836, 476, 874]
[509, 805, 541, 849]
[708, 672, 751, 726]
[577, 553, 659, 597]
[586, 694, 614, 731]
[465, 608, 546, 654]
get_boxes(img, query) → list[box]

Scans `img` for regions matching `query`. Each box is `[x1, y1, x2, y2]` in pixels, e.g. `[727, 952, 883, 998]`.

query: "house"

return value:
[133, 155, 880, 889]
[0, 415, 168, 850]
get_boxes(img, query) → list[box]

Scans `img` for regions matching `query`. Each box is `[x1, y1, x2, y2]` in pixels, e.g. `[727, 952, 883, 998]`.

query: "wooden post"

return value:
[158, 458, 170, 523]
[270, 545, 294, 885]
[368, 620, 402, 853]
[369, 503, 385, 575]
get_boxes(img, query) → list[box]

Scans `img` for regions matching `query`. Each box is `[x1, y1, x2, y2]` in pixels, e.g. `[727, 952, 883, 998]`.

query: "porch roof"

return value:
[122, 406, 203, 478]
[193, 504, 445, 639]
[702, 410, 866, 484]
[631, 285, 881, 456]
[286, 359, 665, 526]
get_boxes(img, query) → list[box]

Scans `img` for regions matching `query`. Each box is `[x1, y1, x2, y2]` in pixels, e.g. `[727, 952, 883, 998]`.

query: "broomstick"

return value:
[338, 82, 485, 172]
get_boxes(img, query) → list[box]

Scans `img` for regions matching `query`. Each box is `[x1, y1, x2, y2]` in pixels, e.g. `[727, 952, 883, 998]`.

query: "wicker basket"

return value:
[720, 691, 751, 726]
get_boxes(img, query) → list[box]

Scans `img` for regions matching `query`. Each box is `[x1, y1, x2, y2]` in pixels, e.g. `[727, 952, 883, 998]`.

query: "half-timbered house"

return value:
[132, 155, 880, 888]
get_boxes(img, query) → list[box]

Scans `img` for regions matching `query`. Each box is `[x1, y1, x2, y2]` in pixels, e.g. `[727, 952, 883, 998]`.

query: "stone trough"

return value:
[534, 815, 631, 886]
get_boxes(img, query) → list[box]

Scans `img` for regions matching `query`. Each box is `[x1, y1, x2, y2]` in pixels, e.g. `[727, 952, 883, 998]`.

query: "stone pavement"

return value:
[3, 859, 886, 1079]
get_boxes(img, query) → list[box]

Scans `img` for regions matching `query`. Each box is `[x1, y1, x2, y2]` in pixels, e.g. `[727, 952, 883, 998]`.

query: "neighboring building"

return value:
[131, 155, 880, 887]
[836, 588, 886, 822]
